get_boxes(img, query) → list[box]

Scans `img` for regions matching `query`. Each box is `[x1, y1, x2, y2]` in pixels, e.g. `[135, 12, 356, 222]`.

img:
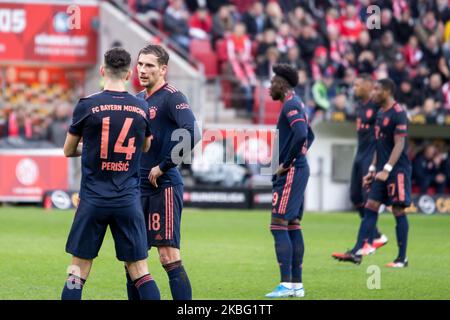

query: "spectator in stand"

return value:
[281, 46, 305, 71]
[369, 8, 395, 41]
[327, 24, 347, 64]
[212, 5, 235, 43]
[402, 35, 423, 70]
[415, 11, 444, 47]
[372, 31, 398, 65]
[297, 25, 323, 66]
[338, 4, 364, 43]
[226, 22, 256, 116]
[413, 144, 446, 194]
[294, 68, 312, 109]
[425, 73, 445, 108]
[1, 106, 32, 139]
[289, 6, 314, 38]
[163, 0, 191, 52]
[310, 46, 332, 81]
[46, 103, 71, 147]
[412, 62, 431, 93]
[356, 50, 376, 74]
[265, 1, 284, 31]
[256, 28, 277, 65]
[422, 98, 440, 123]
[438, 56, 450, 82]
[441, 80, 450, 111]
[188, 6, 213, 40]
[388, 52, 409, 86]
[276, 22, 296, 54]
[312, 71, 338, 112]
[135, 0, 168, 26]
[242, 2, 267, 41]
[423, 35, 442, 73]
[256, 46, 279, 80]
[331, 93, 351, 117]
[393, 8, 415, 45]
[397, 79, 422, 113]
[353, 30, 371, 58]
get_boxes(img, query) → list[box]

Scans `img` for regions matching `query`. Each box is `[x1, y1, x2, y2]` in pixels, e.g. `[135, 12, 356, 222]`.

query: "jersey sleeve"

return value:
[282, 103, 309, 168]
[140, 103, 152, 137]
[68, 99, 90, 136]
[159, 92, 201, 172]
[394, 110, 408, 137]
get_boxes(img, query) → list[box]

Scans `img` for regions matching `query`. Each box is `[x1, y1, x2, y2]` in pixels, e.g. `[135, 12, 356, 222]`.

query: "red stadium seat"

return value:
[190, 40, 217, 78]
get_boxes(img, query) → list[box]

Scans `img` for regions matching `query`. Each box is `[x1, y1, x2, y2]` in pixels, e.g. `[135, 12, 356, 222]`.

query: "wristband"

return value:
[368, 165, 376, 173]
[383, 163, 393, 173]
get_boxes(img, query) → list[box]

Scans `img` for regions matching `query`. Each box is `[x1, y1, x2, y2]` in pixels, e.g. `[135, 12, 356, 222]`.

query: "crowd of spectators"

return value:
[130, 0, 450, 123]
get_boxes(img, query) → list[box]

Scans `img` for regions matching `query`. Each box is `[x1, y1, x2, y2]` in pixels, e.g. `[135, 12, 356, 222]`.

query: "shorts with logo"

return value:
[65, 198, 148, 262]
[368, 169, 412, 207]
[272, 164, 310, 221]
[141, 184, 183, 249]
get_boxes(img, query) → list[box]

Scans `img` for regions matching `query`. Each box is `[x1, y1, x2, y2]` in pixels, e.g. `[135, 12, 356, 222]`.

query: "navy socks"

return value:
[163, 260, 192, 300]
[288, 224, 304, 283]
[271, 224, 292, 282]
[61, 274, 85, 300]
[395, 214, 409, 260]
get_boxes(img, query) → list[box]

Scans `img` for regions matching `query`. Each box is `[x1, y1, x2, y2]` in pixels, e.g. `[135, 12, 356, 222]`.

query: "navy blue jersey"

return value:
[276, 93, 314, 168]
[374, 102, 411, 173]
[355, 100, 378, 160]
[69, 90, 151, 207]
[136, 83, 199, 194]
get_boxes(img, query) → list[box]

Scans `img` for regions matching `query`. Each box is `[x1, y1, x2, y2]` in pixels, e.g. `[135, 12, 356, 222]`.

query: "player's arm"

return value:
[64, 99, 89, 157]
[158, 92, 201, 172]
[376, 111, 408, 181]
[363, 151, 377, 188]
[142, 135, 152, 152]
[63, 133, 82, 157]
[280, 107, 308, 171]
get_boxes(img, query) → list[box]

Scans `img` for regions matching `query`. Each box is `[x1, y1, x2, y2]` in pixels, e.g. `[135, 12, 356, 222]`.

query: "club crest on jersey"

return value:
[383, 117, 390, 126]
[366, 109, 373, 119]
[149, 106, 157, 120]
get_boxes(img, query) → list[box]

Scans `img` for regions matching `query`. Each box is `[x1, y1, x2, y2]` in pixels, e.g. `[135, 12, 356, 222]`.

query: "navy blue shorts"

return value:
[141, 184, 183, 249]
[368, 170, 412, 207]
[272, 165, 309, 221]
[65, 198, 148, 262]
[350, 155, 372, 206]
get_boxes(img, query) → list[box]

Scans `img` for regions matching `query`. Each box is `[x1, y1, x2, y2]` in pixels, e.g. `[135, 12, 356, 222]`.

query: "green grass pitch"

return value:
[0, 206, 449, 300]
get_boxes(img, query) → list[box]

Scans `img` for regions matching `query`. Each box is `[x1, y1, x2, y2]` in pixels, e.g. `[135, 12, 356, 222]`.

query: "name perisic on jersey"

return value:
[90, 104, 147, 172]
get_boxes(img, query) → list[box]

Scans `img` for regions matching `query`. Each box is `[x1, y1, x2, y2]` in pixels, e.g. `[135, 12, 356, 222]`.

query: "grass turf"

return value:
[0, 206, 449, 300]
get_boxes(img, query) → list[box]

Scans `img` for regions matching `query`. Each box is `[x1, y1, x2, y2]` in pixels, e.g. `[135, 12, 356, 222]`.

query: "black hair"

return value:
[138, 44, 170, 66]
[104, 47, 131, 78]
[378, 78, 396, 96]
[272, 63, 299, 87]
[356, 73, 372, 82]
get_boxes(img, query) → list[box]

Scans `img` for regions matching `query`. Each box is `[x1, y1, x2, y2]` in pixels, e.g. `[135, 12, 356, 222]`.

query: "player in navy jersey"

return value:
[350, 74, 388, 256]
[61, 48, 160, 300]
[128, 44, 200, 300]
[333, 79, 411, 268]
[265, 64, 315, 298]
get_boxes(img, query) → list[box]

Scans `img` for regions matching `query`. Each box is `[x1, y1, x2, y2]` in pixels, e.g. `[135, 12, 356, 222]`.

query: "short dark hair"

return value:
[104, 47, 131, 78]
[272, 63, 299, 87]
[378, 78, 396, 96]
[138, 44, 170, 66]
[356, 73, 373, 82]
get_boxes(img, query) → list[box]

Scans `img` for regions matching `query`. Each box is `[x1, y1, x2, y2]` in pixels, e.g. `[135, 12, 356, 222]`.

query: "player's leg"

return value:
[266, 167, 300, 298]
[61, 256, 92, 300]
[154, 185, 192, 300]
[288, 217, 304, 297]
[125, 259, 160, 300]
[386, 172, 410, 268]
[110, 200, 160, 300]
[332, 180, 385, 264]
[63, 200, 108, 300]
[157, 246, 192, 300]
[350, 159, 365, 219]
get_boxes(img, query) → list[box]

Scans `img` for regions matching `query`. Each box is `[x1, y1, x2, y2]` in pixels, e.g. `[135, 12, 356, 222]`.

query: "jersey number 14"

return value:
[100, 117, 136, 160]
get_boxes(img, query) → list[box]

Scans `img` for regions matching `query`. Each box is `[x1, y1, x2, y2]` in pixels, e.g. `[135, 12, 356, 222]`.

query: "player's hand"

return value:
[149, 166, 163, 188]
[362, 172, 375, 188]
[375, 170, 389, 182]
[276, 164, 290, 176]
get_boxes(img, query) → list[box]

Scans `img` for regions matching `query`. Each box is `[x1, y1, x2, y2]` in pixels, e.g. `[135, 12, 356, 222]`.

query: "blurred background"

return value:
[0, 0, 449, 214]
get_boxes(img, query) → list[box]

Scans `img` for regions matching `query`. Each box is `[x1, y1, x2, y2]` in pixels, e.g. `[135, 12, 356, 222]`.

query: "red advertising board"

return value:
[0, 1, 98, 65]
[0, 150, 69, 202]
